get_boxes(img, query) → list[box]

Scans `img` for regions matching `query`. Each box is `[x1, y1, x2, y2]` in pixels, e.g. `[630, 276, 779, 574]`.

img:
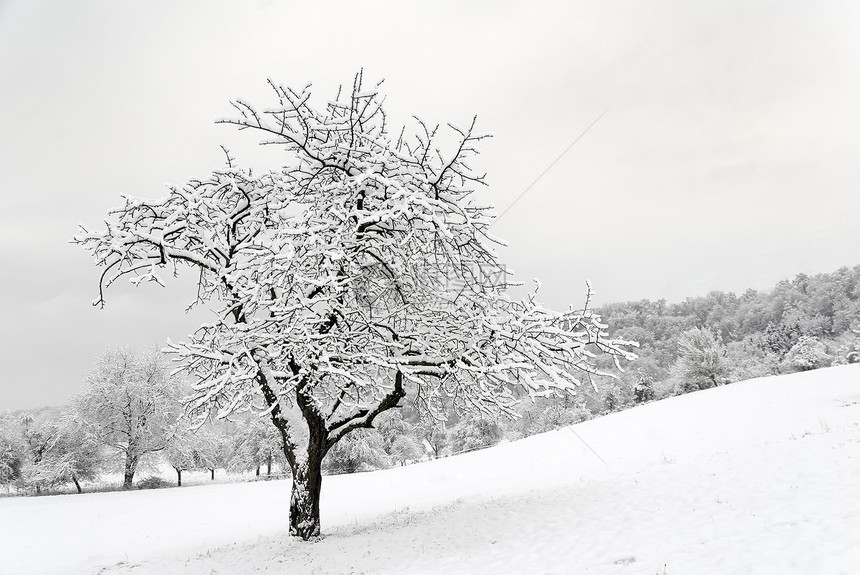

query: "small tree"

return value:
[415, 419, 449, 460]
[48, 421, 102, 494]
[387, 435, 424, 466]
[18, 413, 55, 495]
[228, 416, 284, 477]
[195, 424, 231, 480]
[632, 373, 655, 404]
[75, 73, 634, 538]
[673, 327, 728, 392]
[24, 417, 101, 494]
[323, 428, 390, 474]
[448, 414, 503, 455]
[377, 410, 423, 466]
[2, 414, 101, 495]
[600, 381, 631, 413]
[74, 347, 181, 489]
[164, 429, 204, 487]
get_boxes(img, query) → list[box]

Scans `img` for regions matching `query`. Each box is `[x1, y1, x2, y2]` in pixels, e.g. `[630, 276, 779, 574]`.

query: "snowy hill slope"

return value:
[1, 365, 859, 574]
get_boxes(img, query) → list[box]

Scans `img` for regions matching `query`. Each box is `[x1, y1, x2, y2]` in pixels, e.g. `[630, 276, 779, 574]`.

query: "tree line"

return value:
[4, 263, 856, 497]
[0, 348, 501, 495]
[590, 264, 860, 405]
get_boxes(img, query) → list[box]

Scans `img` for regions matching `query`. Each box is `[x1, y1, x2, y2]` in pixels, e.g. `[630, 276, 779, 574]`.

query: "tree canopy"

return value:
[75, 72, 634, 538]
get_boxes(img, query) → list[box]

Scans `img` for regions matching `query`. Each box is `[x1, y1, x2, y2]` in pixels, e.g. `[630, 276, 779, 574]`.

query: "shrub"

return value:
[448, 414, 503, 455]
[632, 373, 655, 404]
[782, 336, 833, 372]
[672, 327, 728, 392]
[136, 476, 170, 490]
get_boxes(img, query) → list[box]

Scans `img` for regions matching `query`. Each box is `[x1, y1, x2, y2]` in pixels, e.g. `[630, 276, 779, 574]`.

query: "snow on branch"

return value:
[76, 71, 636, 461]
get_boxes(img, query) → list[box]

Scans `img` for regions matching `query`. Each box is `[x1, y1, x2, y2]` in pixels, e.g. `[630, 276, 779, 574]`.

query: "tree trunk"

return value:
[210, 468, 215, 481]
[175, 467, 182, 487]
[72, 474, 82, 494]
[255, 465, 260, 477]
[288, 450, 324, 540]
[123, 455, 137, 489]
[283, 371, 405, 540]
[266, 455, 272, 477]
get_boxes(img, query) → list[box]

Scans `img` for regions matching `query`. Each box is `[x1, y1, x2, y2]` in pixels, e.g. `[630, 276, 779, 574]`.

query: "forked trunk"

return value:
[282, 371, 404, 540]
[175, 467, 182, 487]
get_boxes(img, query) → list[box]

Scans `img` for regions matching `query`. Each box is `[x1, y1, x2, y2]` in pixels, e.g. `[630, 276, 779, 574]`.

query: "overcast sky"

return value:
[1, 0, 859, 411]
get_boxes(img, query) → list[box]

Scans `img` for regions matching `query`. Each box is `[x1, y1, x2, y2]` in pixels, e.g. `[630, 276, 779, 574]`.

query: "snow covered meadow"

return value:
[2, 364, 859, 574]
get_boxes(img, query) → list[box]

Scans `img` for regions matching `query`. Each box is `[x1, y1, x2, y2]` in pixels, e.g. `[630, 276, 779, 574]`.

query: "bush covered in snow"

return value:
[782, 336, 833, 372]
[448, 415, 504, 455]
[324, 429, 391, 475]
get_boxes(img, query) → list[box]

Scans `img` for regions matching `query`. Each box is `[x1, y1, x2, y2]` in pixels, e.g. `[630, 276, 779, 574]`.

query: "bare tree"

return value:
[74, 347, 180, 489]
[75, 72, 634, 538]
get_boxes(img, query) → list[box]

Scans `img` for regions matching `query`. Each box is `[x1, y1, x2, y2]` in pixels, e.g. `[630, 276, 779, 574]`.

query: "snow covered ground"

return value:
[2, 364, 859, 574]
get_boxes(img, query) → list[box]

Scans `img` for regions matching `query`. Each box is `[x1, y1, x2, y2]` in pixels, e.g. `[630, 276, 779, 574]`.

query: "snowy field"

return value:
[1, 365, 859, 574]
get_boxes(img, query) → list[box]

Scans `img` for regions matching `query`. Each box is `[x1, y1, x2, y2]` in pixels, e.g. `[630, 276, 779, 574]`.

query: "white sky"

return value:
[1, 0, 859, 410]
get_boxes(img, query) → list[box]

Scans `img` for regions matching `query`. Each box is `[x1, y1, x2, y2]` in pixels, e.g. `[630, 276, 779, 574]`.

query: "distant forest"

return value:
[590, 263, 860, 400]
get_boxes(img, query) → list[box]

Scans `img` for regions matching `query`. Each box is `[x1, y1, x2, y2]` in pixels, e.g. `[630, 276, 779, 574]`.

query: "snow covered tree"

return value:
[165, 421, 235, 486]
[16, 414, 53, 494]
[632, 372, 655, 404]
[672, 327, 728, 393]
[323, 428, 390, 474]
[46, 421, 102, 494]
[782, 335, 833, 372]
[74, 72, 634, 539]
[387, 434, 423, 466]
[73, 347, 181, 489]
[376, 410, 424, 465]
[844, 329, 860, 364]
[0, 413, 101, 495]
[0, 415, 25, 490]
[415, 419, 449, 460]
[227, 416, 284, 477]
[18, 416, 102, 494]
[753, 321, 802, 368]
[448, 414, 503, 455]
[195, 424, 231, 480]
[164, 428, 205, 487]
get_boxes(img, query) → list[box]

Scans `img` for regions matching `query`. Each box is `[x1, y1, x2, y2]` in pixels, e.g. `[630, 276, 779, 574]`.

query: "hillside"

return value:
[1, 365, 859, 574]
